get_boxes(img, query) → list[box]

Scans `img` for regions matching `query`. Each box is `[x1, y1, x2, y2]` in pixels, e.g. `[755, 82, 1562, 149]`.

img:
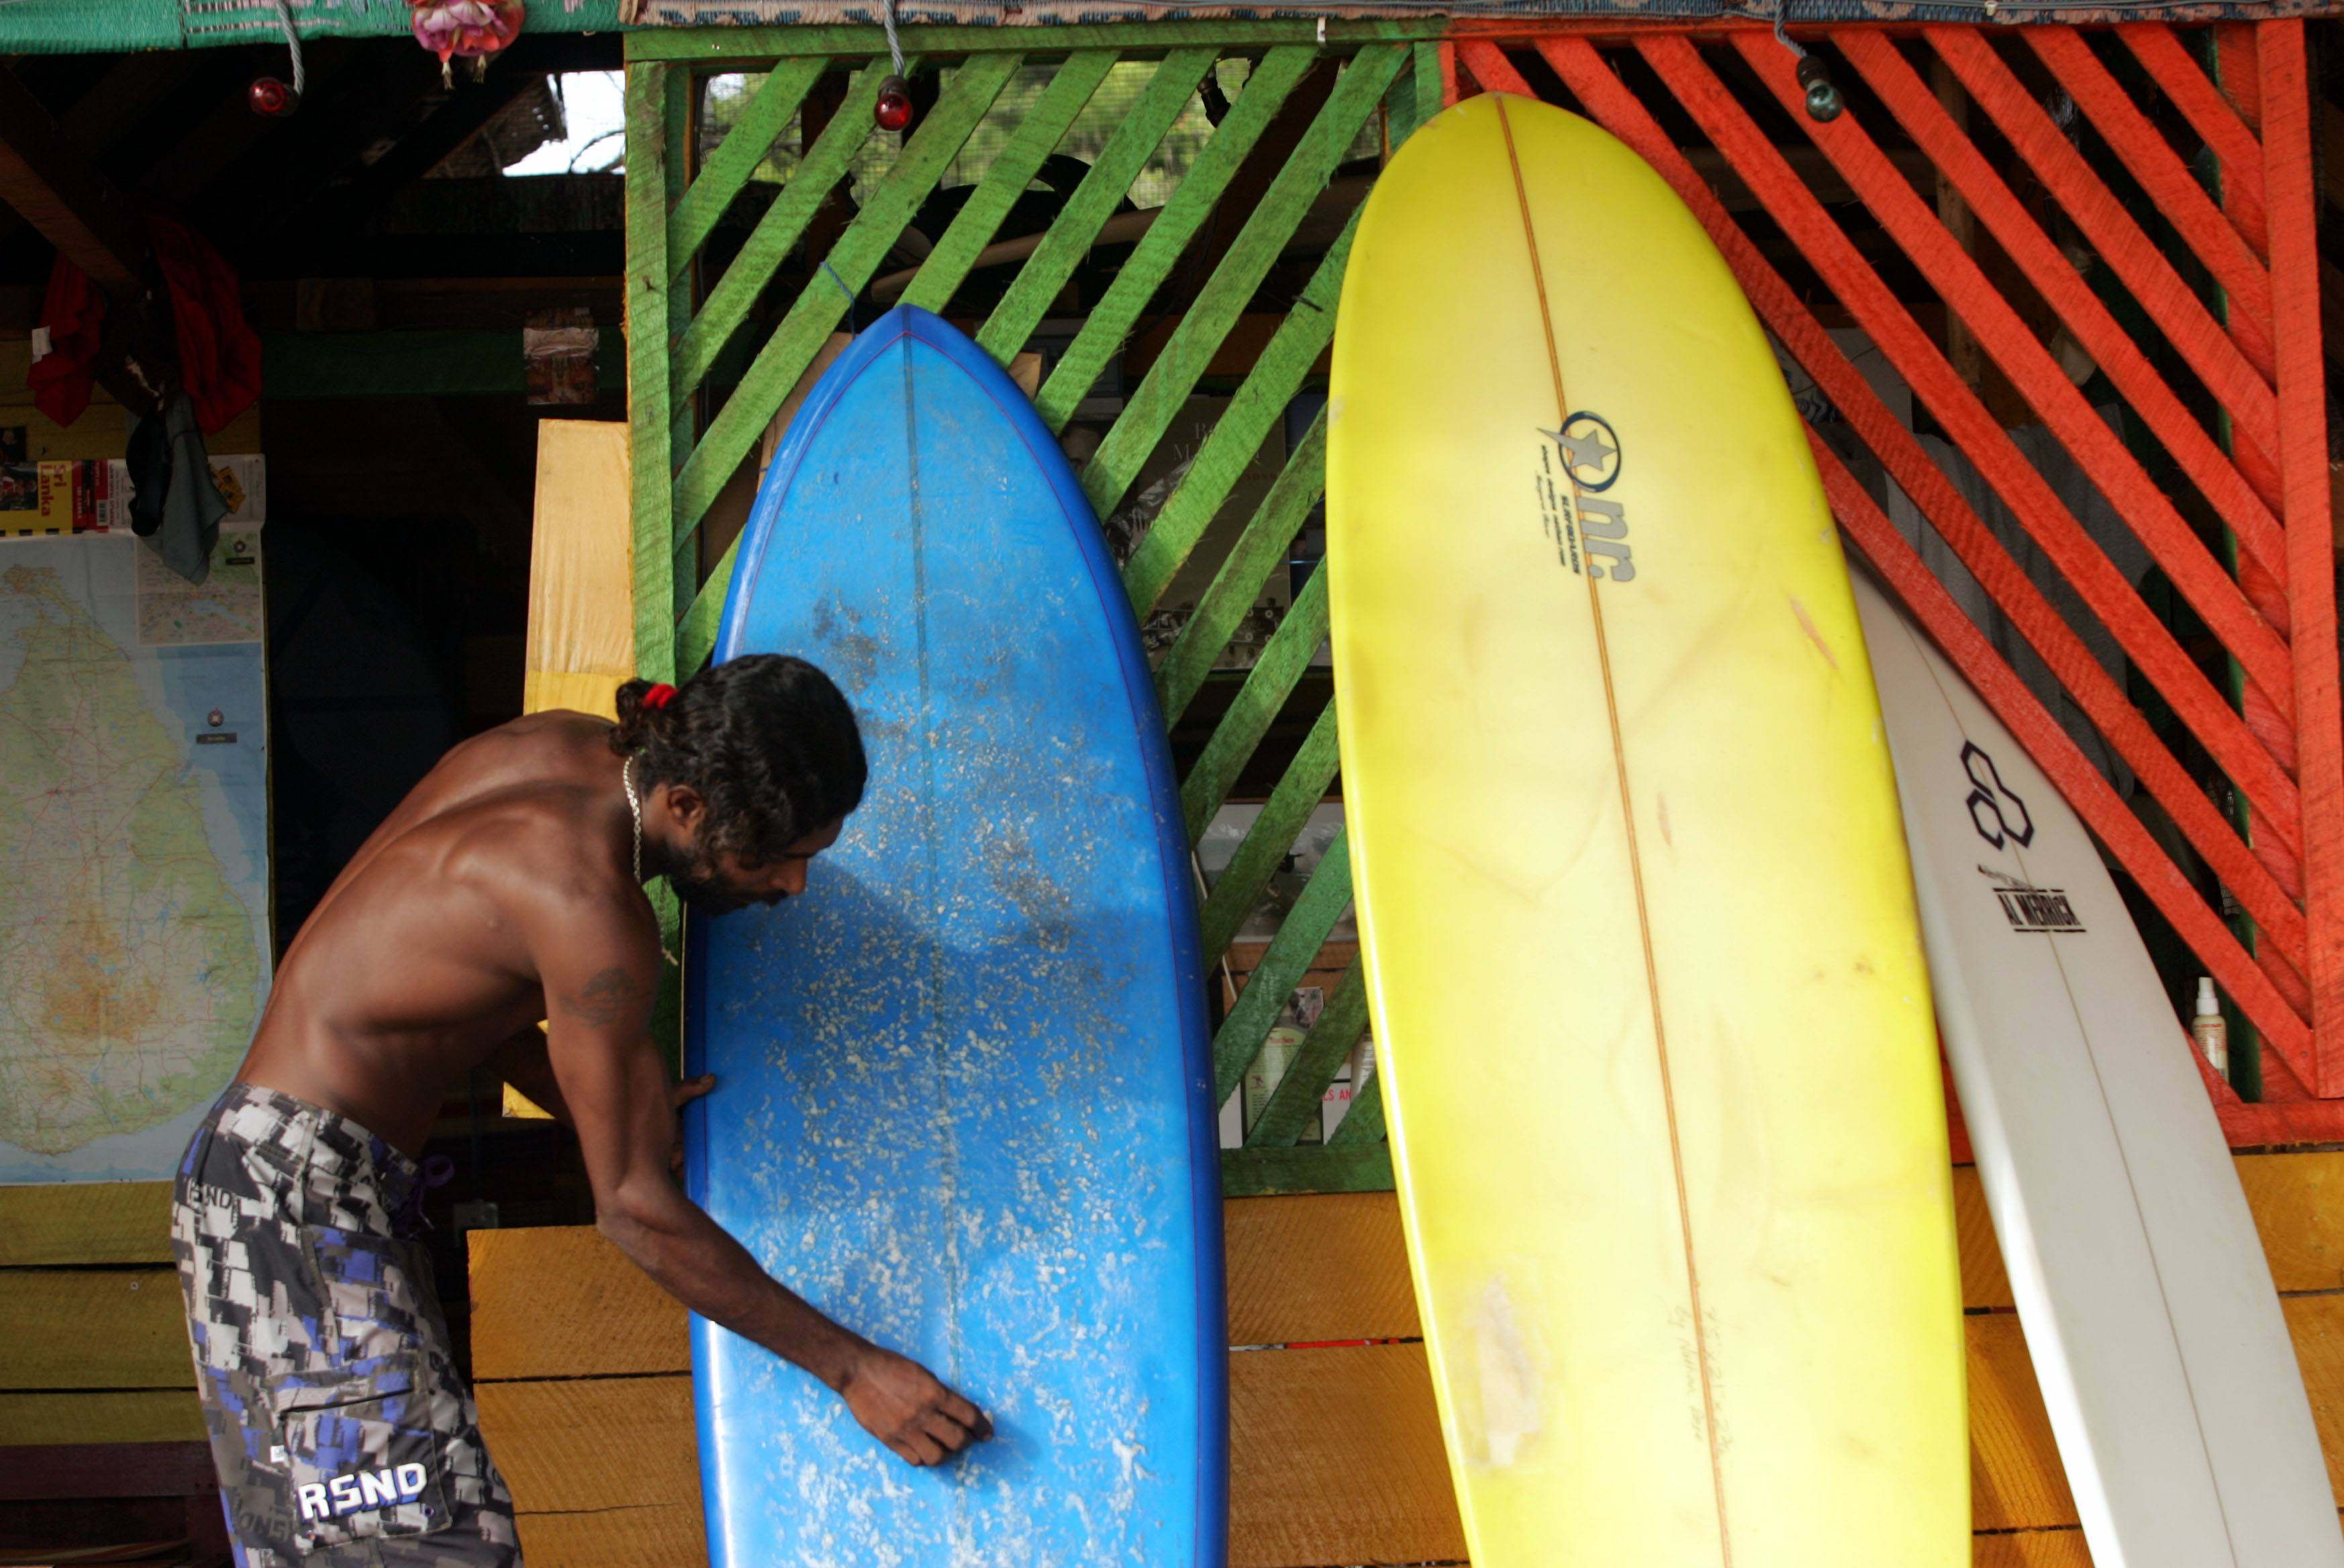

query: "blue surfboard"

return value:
[684, 306, 1228, 1567]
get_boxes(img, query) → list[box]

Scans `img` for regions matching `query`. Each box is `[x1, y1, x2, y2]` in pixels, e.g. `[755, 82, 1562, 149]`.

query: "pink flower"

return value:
[409, 0, 525, 62]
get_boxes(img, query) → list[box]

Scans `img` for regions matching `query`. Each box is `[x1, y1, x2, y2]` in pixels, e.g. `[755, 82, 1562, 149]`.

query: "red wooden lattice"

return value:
[1444, 20, 2343, 1144]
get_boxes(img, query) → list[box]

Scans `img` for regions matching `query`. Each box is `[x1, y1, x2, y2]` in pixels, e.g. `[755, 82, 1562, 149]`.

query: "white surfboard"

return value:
[1851, 570, 2343, 1568]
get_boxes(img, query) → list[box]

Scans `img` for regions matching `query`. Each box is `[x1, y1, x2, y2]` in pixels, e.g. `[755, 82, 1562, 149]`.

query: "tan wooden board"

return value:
[469, 1226, 687, 1381]
[522, 418, 633, 724]
[1973, 1529, 2092, 1567]
[0, 1269, 189, 1391]
[507, 417, 633, 1124]
[1967, 1312, 2077, 1532]
[509, 1504, 710, 1568]
[1225, 1193, 1419, 1345]
[471, 1157, 2344, 1355]
[2246, 1150, 2344, 1293]
[459, 1161, 2344, 1561]
[1953, 1167, 2015, 1310]
[0, 1389, 202, 1447]
[476, 1375, 701, 1516]
[2286, 1293, 2344, 1506]
[471, 1346, 1468, 1568]
[473, 1195, 1432, 1375]
[464, 1330, 2109, 1567]
[0, 1181, 171, 1266]
[1951, 1151, 2344, 1308]
[1228, 1342, 1464, 1568]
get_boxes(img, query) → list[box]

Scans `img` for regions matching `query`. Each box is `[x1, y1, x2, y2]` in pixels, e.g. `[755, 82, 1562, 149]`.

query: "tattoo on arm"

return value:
[565, 965, 646, 1028]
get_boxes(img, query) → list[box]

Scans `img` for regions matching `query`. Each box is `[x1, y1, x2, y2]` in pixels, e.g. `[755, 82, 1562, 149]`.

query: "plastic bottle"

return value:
[2191, 977, 2229, 1080]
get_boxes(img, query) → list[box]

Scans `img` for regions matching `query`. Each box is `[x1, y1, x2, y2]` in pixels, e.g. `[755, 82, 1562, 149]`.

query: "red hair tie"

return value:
[642, 683, 677, 712]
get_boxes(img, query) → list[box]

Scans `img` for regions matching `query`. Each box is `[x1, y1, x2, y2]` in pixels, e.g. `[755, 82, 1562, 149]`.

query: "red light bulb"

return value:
[248, 77, 299, 117]
[875, 75, 914, 132]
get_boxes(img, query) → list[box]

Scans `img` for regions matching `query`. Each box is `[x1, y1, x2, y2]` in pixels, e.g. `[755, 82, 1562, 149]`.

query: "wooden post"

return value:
[624, 58, 678, 685]
[2258, 21, 2344, 1096]
[623, 56, 684, 1052]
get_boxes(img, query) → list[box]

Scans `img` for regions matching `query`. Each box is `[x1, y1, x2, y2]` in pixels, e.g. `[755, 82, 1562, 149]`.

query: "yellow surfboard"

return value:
[1326, 94, 1967, 1566]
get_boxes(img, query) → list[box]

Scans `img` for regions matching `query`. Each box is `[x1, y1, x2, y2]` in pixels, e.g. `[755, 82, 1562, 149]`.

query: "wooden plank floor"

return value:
[9, 1153, 2343, 1559]
[460, 1150, 2344, 1568]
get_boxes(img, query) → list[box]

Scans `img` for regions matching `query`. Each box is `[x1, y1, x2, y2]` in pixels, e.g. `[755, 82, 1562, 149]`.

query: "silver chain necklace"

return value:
[622, 755, 681, 967]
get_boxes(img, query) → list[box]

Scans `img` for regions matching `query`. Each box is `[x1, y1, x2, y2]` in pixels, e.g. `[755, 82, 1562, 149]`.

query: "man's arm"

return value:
[487, 1025, 571, 1124]
[530, 899, 989, 1467]
[488, 1025, 712, 1155]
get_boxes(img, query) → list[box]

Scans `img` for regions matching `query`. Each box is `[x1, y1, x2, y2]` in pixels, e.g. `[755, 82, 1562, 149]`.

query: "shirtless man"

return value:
[171, 655, 989, 1567]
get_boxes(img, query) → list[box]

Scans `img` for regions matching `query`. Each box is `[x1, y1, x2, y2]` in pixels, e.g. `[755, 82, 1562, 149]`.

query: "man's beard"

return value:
[669, 845, 750, 914]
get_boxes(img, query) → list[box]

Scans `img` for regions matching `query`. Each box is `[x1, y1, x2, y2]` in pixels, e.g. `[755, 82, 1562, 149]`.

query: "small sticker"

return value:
[1532, 413, 1635, 582]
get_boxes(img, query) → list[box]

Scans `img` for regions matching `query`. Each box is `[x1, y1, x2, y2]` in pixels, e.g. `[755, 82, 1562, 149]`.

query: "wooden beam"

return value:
[628, 18, 1441, 64]
[215, 43, 448, 249]
[260, 328, 622, 399]
[1224, 1193, 1418, 1344]
[307, 32, 622, 225]
[134, 41, 362, 209]
[1975, 1531, 2094, 1567]
[240, 275, 620, 334]
[469, 1153, 2344, 1379]
[0, 61, 152, 295]
[328, 70, 552, 207]
[0, 1181, 170, 1267]
[476, 1376, 701, 1515]
[60, 52, 199, 159]
[508, 1508, 708, 1568]
[0, 1270, 189, 1391]
[0, 1440, 214, 1502]
[524, 420, 636, 720]
[1230, 1343, 1467, 1567]
[465, 1169, 2344, 1565]
[466, 1320, 2223, 1559]
[0, 1390, 203, 1448]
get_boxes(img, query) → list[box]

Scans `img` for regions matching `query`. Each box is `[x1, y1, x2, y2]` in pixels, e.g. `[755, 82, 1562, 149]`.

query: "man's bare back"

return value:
[241, 710, 650, 1155]
[221, 661, 989, 1473]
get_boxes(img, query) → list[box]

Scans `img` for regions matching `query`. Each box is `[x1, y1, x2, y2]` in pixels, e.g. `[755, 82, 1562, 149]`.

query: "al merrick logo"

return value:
[1534, 411, 1636, 583]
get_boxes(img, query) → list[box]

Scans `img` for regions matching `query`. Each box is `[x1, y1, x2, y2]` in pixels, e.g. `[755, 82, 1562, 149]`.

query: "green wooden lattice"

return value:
[624, 28, 1436, 1195]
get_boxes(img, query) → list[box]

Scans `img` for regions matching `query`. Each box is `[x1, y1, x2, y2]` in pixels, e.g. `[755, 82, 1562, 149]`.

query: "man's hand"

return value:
[531, 894, 961, 1453]
[838, 1344, 993, 1467]
[669, 1074, 715, 1175]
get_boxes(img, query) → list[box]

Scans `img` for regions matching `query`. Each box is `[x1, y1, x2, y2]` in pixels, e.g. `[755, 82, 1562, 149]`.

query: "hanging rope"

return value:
[269, 0, 307, 97]
[1770, 0, 1842, 121]
[248, 0, 306, 116]
[874, 0, 914, 131]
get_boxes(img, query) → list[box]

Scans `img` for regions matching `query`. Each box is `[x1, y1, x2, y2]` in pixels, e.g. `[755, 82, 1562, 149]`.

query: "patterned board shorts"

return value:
[171, 1083, 524, 1567]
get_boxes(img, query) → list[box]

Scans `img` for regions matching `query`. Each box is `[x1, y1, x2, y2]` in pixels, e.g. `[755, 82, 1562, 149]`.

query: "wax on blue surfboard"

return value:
[683, 305, 1228, 1567]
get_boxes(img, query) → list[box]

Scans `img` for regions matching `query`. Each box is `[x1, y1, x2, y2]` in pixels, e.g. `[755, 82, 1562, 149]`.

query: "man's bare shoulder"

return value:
[367, 714, 641, 928]
[442, 709, 620, 777]
[440, 785, 637, 912]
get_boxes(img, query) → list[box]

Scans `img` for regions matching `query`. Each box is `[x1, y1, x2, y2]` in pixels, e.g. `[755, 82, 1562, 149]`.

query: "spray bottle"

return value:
[2191, 977, 2229, 1081]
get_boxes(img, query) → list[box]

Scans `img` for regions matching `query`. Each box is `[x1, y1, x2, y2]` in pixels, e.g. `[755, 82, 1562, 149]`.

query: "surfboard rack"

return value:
[619, 17, 2344, 1158]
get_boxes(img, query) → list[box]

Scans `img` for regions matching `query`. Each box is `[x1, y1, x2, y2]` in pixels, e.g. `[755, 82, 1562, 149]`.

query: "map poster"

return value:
[0, 528, 271, 1183]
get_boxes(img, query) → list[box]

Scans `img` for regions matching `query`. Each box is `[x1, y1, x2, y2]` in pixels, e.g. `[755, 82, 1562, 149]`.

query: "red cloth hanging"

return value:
[27, 217, 262, 435]
[27, 251, 104, 428]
